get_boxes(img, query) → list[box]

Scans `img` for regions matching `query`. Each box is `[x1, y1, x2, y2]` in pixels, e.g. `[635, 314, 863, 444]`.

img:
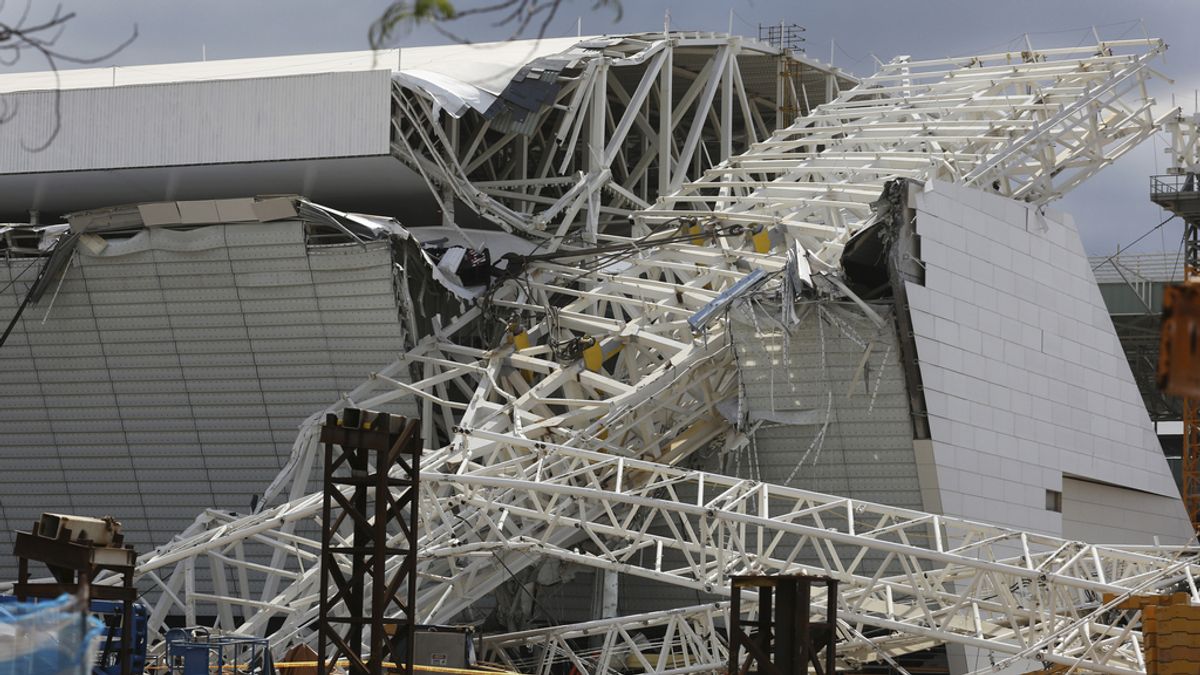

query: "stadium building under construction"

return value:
[0, 29, 1198, 675]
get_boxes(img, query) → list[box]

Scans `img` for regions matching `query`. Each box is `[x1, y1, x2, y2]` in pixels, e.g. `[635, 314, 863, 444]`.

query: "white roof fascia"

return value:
[0, 36, 592, 95]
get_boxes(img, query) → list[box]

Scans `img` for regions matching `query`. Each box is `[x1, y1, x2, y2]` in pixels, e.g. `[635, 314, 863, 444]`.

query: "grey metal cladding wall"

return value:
[620, 302, 919, 615]
[727, 303, 918, 504]
[0, 221, 411, 584]
[0, 69, 391, 174]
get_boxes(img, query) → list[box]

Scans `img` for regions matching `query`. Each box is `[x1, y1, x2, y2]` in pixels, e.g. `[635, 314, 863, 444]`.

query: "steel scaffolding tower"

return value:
[729, 575, 838, 675]
[317, 410, 421, 675]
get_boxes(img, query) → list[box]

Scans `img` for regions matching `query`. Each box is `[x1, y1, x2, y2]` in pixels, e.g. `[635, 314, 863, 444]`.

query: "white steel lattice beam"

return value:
[481, 603, 731, 675]
[419, 444, 1200, 674]
[640, 39, 1174, 264]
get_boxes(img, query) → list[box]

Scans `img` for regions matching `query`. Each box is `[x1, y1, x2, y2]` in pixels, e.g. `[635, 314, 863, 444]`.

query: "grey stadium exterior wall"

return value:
[0, 70, 392, 175]
[0, 220, 412, 583]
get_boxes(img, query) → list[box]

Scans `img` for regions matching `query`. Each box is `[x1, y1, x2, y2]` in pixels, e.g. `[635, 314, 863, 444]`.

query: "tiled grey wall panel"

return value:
[909, 180, 1192, 542]
[0, 221, 412, 582]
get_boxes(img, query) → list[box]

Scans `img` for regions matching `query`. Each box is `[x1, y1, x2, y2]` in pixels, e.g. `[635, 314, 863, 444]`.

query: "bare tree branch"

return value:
[370, 0, 622, 48]
[0, 2, 137, 152]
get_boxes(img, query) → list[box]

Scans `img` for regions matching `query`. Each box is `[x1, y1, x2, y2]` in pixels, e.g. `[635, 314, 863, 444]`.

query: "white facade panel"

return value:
[908, 180, 1192, 543]
[1062, 477, 1191, 545]
[0, 70, 391, 174]
[729, 307, 919, 504]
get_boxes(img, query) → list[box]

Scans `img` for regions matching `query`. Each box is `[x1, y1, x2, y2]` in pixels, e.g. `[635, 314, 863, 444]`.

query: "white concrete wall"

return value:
[1062, 477, 1193, 545]
[907, 179, 1192, 543]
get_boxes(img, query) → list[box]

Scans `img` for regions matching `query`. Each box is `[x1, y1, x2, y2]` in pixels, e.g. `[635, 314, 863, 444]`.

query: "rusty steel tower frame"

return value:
[317, 408, 422, 675]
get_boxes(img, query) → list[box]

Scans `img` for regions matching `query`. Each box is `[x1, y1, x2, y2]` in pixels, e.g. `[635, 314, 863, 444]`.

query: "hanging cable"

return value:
[0, 244, 59, 350]
[0, 254, 42, 297]
[1090, 213, 1178, 272]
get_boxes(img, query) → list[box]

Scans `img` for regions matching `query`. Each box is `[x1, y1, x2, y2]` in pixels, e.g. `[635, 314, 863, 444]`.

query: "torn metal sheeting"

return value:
[21, 232, 78, 304]
[0, 223, 69, 255]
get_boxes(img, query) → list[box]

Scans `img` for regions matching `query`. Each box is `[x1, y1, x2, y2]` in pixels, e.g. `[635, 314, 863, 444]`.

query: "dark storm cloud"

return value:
[9, 0, 1200, 255]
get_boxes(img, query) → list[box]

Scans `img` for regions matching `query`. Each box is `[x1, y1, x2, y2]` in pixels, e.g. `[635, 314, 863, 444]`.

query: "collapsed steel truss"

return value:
[80, 36, 1200, 674]
[642, 38, 1172, 258]
[389, 33, 853, 244]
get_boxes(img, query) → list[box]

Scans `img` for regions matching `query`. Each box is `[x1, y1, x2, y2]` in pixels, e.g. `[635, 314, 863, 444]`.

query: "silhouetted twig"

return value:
[369, 0, 621, 47]
[0, 1, 137, 152]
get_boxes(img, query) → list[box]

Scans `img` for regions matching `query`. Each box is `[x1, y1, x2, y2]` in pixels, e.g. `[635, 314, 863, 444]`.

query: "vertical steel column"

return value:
[729, 580, 741, 675]
[729, 575, 838, 675]
[318, 408, 422, 675]
[720, 38, 734, 163]
[585, 58, 607, 243]
[758, 582, 773, 668]
[1152, 172, 1200, 534]
[822, 577, 838, 675]
[776, 577, 799, 673]
[1185, 396, 1200, 530]
[657, 42, 673, 196]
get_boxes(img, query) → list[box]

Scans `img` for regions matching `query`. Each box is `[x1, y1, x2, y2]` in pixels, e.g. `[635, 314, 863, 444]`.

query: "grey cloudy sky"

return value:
[13, 0, 1200, 256]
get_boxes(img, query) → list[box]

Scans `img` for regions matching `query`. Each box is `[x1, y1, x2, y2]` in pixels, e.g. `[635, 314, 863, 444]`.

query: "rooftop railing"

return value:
[1152, 172, 1199, 195]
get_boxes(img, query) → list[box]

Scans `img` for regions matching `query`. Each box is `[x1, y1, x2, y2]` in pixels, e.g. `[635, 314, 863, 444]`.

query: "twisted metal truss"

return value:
[84, 36, 1200, 674]
[388, 33, 852, 244]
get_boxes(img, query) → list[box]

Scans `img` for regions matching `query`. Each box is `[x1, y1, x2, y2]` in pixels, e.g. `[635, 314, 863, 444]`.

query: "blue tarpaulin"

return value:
[0, 594, 103, 675]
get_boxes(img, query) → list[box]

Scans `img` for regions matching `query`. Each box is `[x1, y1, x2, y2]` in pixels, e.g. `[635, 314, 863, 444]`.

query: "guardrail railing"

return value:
[1152, 172, 1199, 195]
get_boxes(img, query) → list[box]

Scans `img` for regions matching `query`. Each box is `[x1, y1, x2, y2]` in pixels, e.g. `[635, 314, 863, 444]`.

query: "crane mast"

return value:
[1153, 113, 1200, 534]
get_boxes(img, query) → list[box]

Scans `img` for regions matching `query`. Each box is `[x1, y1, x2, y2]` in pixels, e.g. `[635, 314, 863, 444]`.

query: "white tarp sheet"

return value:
[392, 69, 497, 117]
